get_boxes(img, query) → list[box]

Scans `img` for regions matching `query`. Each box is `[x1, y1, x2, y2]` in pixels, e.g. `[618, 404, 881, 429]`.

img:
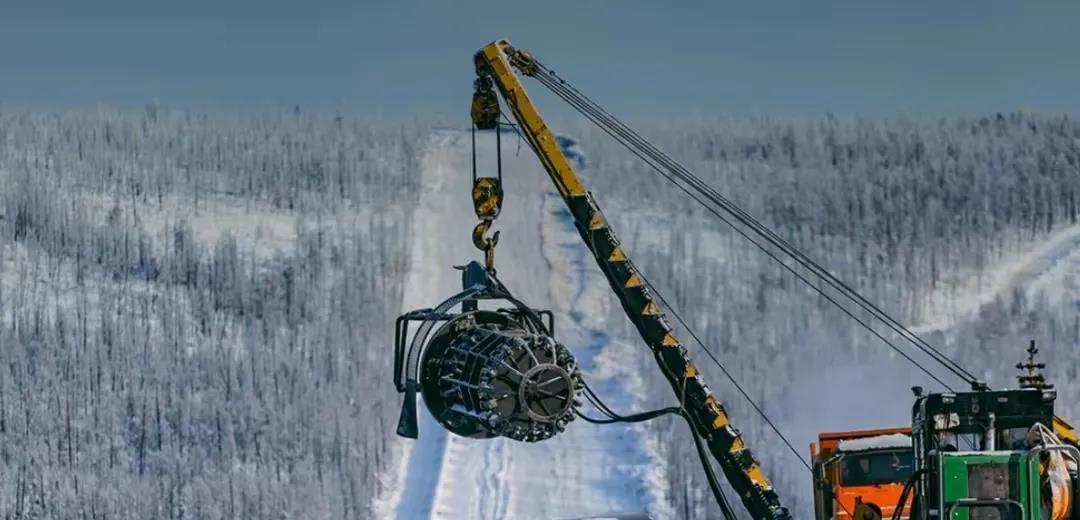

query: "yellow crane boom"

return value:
[473, 39, 791, 520]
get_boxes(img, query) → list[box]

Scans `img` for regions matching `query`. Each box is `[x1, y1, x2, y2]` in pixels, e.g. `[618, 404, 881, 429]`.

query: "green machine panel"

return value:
[939, 452, 1040, 520]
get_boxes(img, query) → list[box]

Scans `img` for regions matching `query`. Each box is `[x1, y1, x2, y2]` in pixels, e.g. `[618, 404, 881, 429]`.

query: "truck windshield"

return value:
[840, 450, 914, 487]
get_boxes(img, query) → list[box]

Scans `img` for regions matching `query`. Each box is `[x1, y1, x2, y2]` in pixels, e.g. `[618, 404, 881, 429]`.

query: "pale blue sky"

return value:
[2, 1, 1078, 117]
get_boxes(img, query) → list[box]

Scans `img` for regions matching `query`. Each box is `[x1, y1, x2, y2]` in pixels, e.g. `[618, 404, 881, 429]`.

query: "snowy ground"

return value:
[380, 130, 667, 520]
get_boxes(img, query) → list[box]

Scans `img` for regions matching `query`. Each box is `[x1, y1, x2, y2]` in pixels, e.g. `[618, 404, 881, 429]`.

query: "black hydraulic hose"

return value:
[576, 379, 680, 424]
[891, 469, 925, 520]
[578, 379, 738, 520]
[689, 415, 740, 520]
[574, 408, 678, 424]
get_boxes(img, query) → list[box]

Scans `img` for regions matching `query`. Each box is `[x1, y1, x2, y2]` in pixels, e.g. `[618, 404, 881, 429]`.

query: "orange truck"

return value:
[810, 427, 914, 520]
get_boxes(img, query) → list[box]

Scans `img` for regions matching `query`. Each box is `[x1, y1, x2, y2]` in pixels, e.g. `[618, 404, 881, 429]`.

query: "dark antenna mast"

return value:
[1016, 340, 1051, 390]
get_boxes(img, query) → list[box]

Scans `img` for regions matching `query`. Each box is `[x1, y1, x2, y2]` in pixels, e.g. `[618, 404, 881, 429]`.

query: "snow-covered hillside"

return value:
[386, 114, 1080, 519]
[0, 108, 423, 518]
[575, 113, 1080, 517]
[0, 108, 1077, 519]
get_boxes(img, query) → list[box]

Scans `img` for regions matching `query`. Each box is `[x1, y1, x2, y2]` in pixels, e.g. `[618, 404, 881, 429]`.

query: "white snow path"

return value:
[373, 130, 460, 520]
[382, 130, 665, 520]
[913, 223, 1080, 335]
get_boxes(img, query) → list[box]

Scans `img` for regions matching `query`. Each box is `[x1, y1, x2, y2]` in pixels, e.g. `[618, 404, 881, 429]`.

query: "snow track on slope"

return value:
[914, 224, 1080, 334]
[386, 130, 664, 519]
[377, 131, 462, 520]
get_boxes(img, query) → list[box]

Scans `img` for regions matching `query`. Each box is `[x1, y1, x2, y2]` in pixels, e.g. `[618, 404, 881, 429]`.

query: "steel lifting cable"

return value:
[530, 69, 956, 389]
[635, 268, 866, 519]
[494, 74, 950, 397]
[533, 65, 972, 384]
[523, 66, 870, 477]
[529, 67, 859, 518]
[527, 61, 979, 389]
[562, 69, 980, 387]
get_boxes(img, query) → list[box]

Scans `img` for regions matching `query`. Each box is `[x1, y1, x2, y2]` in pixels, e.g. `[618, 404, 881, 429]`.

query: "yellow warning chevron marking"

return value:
[712, 413, 729, 429]
[745, 463, 772, 488]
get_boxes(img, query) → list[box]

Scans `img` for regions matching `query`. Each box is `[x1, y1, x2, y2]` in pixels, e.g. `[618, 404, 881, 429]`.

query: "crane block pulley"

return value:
[471, 76, 500, 130]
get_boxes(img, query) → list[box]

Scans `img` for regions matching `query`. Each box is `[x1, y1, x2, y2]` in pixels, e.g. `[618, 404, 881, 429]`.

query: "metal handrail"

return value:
[946, 498, 1023, 519]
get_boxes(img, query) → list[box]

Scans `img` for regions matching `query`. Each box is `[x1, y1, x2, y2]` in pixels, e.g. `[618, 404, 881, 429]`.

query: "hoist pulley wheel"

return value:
[471, 76, 500, 130]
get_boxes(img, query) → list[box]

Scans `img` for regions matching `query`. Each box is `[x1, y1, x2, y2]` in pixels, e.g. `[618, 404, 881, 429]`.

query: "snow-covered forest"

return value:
[0, 108, 421, 518]
[574, 112, 1080, 517]
[0, 108, 1078, 518]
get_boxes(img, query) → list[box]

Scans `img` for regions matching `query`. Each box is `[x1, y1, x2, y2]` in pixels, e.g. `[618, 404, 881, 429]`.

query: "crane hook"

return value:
[472, 220, 500, 273]
[471, 145, 504, 273]
[472, 176, 502, 273]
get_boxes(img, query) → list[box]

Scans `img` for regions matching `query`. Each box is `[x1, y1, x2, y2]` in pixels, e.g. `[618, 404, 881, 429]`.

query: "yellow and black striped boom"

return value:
[473, 39, 791, 520]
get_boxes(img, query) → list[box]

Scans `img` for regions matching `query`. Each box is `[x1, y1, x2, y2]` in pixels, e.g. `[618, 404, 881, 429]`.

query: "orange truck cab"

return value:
[810, 427, 913, 520]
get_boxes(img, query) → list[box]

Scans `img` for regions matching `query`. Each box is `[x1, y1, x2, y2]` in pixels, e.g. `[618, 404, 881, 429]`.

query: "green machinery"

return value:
[895, 346, 1079, 520]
